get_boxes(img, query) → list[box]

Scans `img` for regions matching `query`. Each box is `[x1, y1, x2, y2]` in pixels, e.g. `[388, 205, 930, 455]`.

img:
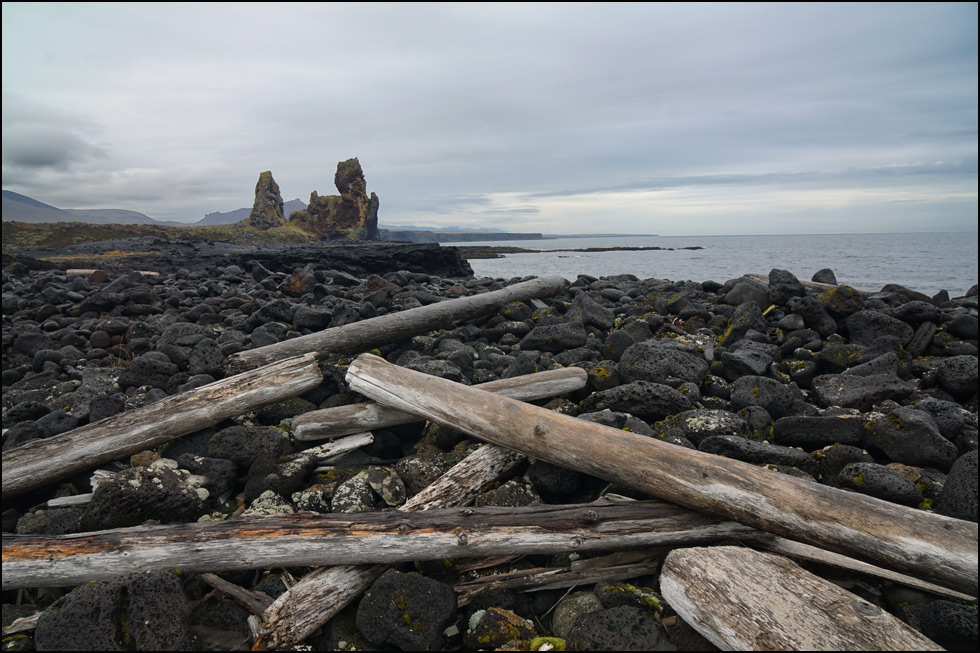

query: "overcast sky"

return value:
[2, 3, 977, 235]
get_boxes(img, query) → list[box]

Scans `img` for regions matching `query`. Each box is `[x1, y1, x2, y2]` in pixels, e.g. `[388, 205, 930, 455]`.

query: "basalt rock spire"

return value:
[246, 171, 286, 230]
[290, 158, 379, 240]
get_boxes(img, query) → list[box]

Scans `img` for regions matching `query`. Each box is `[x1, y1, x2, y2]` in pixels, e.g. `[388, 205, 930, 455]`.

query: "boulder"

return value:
[845, 310, 914, 346]
[78, 465, 205, 531]
[837, 462, 924, 507]
[463, 607, 536, 650]
[811, 268, 838, 285]
[730, 376, 797, 419]
[566, 291, 616, 330]
[936, 355, 978, 400]
[698, 435, 818, 476]
[772, 414, 866, 450]
[863, 407, 958, 471]
[356, 568, 456, 650]
[650, 409, 744, 446]
[619, 340, 709, 384]
[768, 268, 806, 307]
[580, 380, 692, 422]
[34, 569, 196, 650]
[520, 321, 588, 353]
[567, 605, 675, 651]
[811, 373, 912, 411]
[937, 450, 977, 522]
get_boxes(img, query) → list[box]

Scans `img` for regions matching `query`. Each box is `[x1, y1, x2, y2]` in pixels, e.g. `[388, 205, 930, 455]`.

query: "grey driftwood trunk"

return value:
[345, 353, 978, 595]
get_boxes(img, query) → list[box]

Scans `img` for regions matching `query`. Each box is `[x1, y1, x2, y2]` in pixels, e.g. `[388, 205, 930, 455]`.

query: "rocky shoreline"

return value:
[2, 243, 977, 650]
[456, 244, 704, 259]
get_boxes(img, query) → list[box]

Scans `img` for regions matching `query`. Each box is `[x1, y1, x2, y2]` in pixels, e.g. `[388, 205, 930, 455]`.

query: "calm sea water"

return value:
[452, 232, 978, 298]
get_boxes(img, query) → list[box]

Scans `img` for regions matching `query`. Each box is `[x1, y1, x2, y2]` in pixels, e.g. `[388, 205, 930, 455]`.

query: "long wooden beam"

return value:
[2, 354, 322, 497]
[345, 353, 978, 595]
[1, 499, 755, 589]
[224, 275, 568, 374]
[293, 367, 587, 440]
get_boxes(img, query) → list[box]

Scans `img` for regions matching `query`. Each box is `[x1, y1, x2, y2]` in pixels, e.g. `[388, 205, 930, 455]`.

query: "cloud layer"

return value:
[2, 3, 976, 233]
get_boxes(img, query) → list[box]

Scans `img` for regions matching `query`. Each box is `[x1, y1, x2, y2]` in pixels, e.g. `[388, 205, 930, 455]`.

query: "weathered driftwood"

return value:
[46, 493, 94, 508]
[744, 272, 874, 296]
[345, 353, 979, 595]
[2, 353, 323, 497]
[1, 612, 42, 636]
[276, 432, 375, 468]
[660, 546, 941, 651]
[258, 565, 386, 649]
[293, 366, 588, 440]
[65, 268, 159, 277]
[1, 499, 755, 590]
[454, 548, 664, 606]
[223, 274, 568, 374]
[200, 572, 273, 615]
[749, 533, 977, 603]
[256, 441, 528, 648]
[402, 445, 527, 513]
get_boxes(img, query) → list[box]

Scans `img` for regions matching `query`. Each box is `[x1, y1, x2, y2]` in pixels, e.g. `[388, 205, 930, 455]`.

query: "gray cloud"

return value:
[2, 126, 106, 169]
[1, 94, 107, 170]
[1, 3, 976, 233]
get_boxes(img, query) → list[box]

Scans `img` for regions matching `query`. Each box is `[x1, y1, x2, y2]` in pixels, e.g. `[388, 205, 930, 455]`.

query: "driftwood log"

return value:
[224, 274, 568, 374]
[0, 498, 758, 590]
[747, 533, 976, 602]
[660, 546, 941, 650]
[454, 548, 663, 606]
[2, 353, 323, 497]
[293, 366, 588, 440]
[258, 442, 527, 648]
[345, 353, 979, 595]
[744, 272, 874, 296]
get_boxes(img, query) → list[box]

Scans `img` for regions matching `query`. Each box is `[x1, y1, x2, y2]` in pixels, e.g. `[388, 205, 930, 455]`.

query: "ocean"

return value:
[452, 232, 978, 298]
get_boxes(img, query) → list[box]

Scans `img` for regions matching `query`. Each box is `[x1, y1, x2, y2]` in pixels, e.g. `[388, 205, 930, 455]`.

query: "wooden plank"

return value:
[223, 275, 568, 374]
[293, 367, 588, 440]
[2, 353, 323, 497]
[660, 546, 941, 650]
[345, 353, 979, 595]
[1, 499, 756, 589]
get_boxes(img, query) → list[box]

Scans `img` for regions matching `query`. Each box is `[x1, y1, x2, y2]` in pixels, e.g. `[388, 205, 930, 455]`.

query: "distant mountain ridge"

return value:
[197, 198, 307, 226]
[2, 190, 77, 223]
[2, 190, 187, 226]
[2, 190, 516, 234]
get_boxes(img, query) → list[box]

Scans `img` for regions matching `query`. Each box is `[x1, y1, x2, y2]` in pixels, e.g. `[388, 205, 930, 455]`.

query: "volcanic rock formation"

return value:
[290, 158, 379, 240]
[246, 171, 287, 230]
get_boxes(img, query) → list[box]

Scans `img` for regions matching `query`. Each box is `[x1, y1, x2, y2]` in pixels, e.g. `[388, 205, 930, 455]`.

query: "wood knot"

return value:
[850, 600, 881, 617]
[533, 425, 546, 436]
